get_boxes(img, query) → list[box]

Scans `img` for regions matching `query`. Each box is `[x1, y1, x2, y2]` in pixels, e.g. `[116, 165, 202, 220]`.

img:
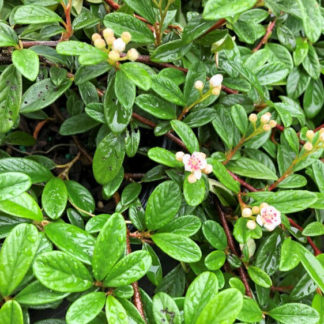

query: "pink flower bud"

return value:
[203, 164, 213, 174]
[304, 142, 313, 151]
[306, 130, 315, 141]
[211, 86, 221, 96]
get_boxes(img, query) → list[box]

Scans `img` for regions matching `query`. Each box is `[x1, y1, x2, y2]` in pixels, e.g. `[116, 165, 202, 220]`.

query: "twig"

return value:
[271, 286, 293, 292]
[58, 152, 81, 180]
[253, 19, 276, 52]
[288, 218, 321, 256]
[60, 0, 73, 41]
[124, 173, 145, 180]
[104, 0, 120, 10]
[22, 41, 60, 48]
[228, 171, 258, 192]
[214, 198, 253, 297]
[201, 19, 226, 37]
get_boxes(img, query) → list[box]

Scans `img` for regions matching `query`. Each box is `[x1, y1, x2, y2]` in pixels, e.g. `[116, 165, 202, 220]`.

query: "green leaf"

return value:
[104, 77, 132, 134]
[237, 297, 263, 323]
[102, 168, 124, 200]
[0, 23, 18, 47]
[294, 37, 308, 66]
[42, 177, 67, 219]
[312, 294, 324, 324]
[209, 158, 240, 193]
[12, 49, 39, 81]
[59, 114, 99, 135]
[65, 180, 95, 215]
[296, 0, 322, 43]
[148, 147, 183, 168]
[302, 222, 324, 237]
[14, 5, 62, 24]
[269, 303, 319, 324]
[256, 62, 289, 85]
[115, 69, 135, 110]
[203, 0, 257, 20]
[104, 12, 154, 44]
[171, 120, 199, 153]
[233, 217, 262, 244]
[296, 243, 324, 292]
[286, 68, 310, 99]
[312, 160, 324, 193]
[4, 131, 36, 146]
[92, 213, 126, 281]
[93, 133, 125, 185]
[33, 251, 93, 292]
[0, 157, 52, 183]
[302, 45, 320, 79]
[157, 215, 201, 237]
[152, 233, 202, 263]
[0, 224, 39, 297]
[120, 62, 151, 91]
[202, 220, 227, 250]
[74, 63, 111, 85]
[135, 94, 176, 120]
[120, 182, 141, 207]
[151, 75, 185, 106]
[247, 190, 318, 213]
[303, 78, 324, 118]
[0, 301, 23, 324]
[45, 223, 95, 265]
[21, 78, 72, 113]
[66, 292, 106, 324]
[105, 295, 128, 324]
[123, 0, 156, 23]
[183, 175, 206, 207]
[0, 65, 22, 134]
[227, 157, 278, 180]
[196, 288, 243, 323]
[103, 251, 151, 287]
[145, 180, 182, 231]
[0, 172, 31, 201]
[15, 280, 68, 306]
[184, 272, 218, 324]
[279, 238, 300, 271]
[247, 265, 272, 288]
[143, 243, 162, 286]
[231, 104, 248, 135]
[205, 251, 226, 270]
[0, 192, 43, 221]
[153, 292, 181, 324]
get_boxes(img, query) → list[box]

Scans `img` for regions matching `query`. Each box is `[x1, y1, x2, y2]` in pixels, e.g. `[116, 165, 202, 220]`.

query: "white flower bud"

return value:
[112, 38, 126, 52]
[92, 33, 102, 42]
[108, 50, 120, 61]
[306, 130, 315, 141]
[249, 113, 257, 123]
[121, 31, 132, 44]
[188, 173, 197, 183]
[242, 208, 252, 218]
[269, 120, 277, 128]
[209, 74, 223, 88]
[263, 124, 271, 132]
[304, 142, 313, 151]
[127, 48, 139, 61]
[211, 86, 221, 96]
[320, 133, 324, 142]
[105, 35, 115, 46]
[203, 164, 213, 174]
[260, 202, 268, 209]
[103, 28, 114, 39]
[252, 206, 260, 215]
[176, 151, 184, 162]
[94, 38, 106, 49]
[261, 113, 271, 124]
[194, 80, 204, 91]
[247, 220, 257, 230]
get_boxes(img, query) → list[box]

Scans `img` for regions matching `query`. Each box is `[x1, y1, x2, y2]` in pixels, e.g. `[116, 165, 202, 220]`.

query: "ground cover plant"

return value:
[0, 0, 323, 323]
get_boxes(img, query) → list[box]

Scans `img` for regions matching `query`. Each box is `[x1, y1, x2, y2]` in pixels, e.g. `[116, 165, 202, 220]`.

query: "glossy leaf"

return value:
[12, 49, 39, 81]
[153, 292, 181, 324]
[183, 175, 206, 207]
[105, 295, 128, 324]
[148, 147, 183, 168]
[0, 301, 23, 324]
[0, 172, 31, 201]
[14, 5, 63, 24]
[247, 265, 272, 288]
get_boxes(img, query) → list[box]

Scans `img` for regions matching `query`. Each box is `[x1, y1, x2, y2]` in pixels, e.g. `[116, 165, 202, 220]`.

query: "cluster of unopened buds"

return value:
[242, 203, 281, 231]
[248, 112, 277, 132]
[303, 128, 324, 152]
[92, 28, 139, 64]
[176, 151, 213, 183]
[194, 74, 223, 96]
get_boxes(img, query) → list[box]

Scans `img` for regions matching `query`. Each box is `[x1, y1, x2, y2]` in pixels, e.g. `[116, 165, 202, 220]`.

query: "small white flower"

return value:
[178, 152, 212, 183]
[209, 74, 223, 88]
[113, 38, 126, 52]
[256, 205, 281, 231]
[194, 80, 204, 91]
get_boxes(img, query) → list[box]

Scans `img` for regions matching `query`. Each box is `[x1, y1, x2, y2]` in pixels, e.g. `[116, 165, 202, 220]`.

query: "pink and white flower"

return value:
[256, 205, 281, 231]
[176, 151, 213, 183]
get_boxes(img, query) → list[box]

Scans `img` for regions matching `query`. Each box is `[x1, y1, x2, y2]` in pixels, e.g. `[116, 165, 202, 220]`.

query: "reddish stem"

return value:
[228, 171, 258, 192]
[124, 173, 145, 180]
[214, 198, 253, 297]
[288, 218, 321, 256]
[201, 19, 226, 37]
[22, 41, 59, 48]
[104, 0, 120, 10]
[253, 19, 276, 52]
[61, 0, 73, 41]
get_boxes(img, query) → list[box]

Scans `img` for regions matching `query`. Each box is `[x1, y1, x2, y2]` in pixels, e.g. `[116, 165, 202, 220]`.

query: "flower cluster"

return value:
[194, 74, 223, 96]
[92, 29, 139, 64]
[303, 128, 324, 152]
[176, 151, 213, 183]
[242, 203, 281, 231]
[248, 112, 277, 132]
